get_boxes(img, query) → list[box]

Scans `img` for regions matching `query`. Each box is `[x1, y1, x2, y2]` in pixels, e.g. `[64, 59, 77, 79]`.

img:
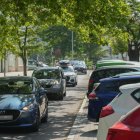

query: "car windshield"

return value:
[33, 69, 60, 79]
[0, 79, 32, 95]
[61, 67, 74, 72]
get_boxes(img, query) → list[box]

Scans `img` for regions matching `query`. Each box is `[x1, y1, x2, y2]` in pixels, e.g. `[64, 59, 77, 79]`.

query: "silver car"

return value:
[61, 66, 78, 87]
[32, 67, 66, 100]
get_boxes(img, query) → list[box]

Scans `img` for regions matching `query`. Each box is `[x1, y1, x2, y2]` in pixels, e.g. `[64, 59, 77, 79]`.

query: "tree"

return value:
[126, 0, 140, 61]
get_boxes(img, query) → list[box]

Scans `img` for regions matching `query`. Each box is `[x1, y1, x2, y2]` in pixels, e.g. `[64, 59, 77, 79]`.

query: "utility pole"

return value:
[72, 31, 74, 60]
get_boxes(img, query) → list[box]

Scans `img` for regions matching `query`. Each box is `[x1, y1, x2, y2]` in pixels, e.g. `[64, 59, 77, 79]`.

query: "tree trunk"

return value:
[22, 56, 27, 76]
[23, 26, 28, 76]
[128, 41, 139, 61]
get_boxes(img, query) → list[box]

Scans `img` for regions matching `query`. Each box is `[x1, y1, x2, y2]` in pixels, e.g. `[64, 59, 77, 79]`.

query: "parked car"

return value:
[0, 76, 48, 131]
[87, 65, 140, 95]
[27, 60, 48, 70]
[60, 65, 77, 87]
[32, 67, 66, 100]
[97, 82, 140, 140]
[87, 75, 140, 121]
[59, 60, 71, 67]
[107, 105, 140, 140]
[27, 60, 37, 70]
[73, 61, 87, 74]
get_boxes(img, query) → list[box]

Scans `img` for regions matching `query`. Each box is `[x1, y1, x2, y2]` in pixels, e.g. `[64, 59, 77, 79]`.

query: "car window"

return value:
[61, 66, 74, 72]
[119, 78, 140, 86]
[131, 89, 140, 103]
[96, 81, 119, 92]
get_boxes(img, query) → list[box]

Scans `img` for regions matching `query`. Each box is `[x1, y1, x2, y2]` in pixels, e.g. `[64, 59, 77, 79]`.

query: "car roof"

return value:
[95, 64, 140, 71]
[0, 76, 32, 81]
[100, 75, 140, 82]
[34, 66, 61, 71]
[119, 82, 140, 94]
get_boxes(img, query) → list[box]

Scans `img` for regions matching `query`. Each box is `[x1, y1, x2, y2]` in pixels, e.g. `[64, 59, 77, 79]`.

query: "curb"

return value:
[67, 95, 87, 140]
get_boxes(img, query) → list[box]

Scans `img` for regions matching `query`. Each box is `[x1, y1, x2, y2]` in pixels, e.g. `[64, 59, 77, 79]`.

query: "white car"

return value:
[61, 66, 77, 87]
[97, 82, 140, 140]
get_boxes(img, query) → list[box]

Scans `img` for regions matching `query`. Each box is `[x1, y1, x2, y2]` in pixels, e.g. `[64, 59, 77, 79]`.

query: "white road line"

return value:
[67, 95, 87, 140]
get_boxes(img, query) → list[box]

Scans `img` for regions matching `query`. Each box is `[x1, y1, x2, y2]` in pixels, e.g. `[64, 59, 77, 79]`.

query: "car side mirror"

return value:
[39, 87, 46, 96]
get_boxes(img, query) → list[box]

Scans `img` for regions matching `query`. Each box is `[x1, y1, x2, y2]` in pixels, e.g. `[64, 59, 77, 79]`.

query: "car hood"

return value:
[39, 79, 60, 85]
[0, 94, 34, 110]
[64, 72, 76, 76]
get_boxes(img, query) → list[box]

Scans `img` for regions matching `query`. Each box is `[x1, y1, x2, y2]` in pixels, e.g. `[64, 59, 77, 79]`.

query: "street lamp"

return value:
[71, 31, 74, 60]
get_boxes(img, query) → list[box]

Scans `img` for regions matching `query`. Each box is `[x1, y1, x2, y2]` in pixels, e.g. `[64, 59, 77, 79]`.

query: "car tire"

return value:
[41, 108, 48, 123]
[64, 90, 66, 96]
[31, 109, 40, 132]
[58, 93, 63, 100]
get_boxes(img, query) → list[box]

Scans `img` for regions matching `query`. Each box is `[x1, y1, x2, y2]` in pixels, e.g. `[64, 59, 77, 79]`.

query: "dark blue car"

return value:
[87, 75, 140, 122]
[0, 76, 48, 131]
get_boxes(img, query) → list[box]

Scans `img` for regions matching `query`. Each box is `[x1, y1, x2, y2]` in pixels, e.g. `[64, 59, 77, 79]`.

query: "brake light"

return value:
[100, 105, 114, 118]
[88, 92, 96, 100]
[122, 107, 140, 126]
[89, 79, 94, 84]
[107, 130, 117, 140]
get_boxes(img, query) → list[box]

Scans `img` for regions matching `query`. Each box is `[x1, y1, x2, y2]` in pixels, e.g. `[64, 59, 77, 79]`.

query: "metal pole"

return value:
[72, 31, 74, 60]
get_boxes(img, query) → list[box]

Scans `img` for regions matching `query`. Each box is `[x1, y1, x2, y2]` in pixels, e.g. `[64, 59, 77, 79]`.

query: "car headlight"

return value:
[53, 84, 61, 88]
[70, 75, 76, 78]
[22, 104, 34, 111]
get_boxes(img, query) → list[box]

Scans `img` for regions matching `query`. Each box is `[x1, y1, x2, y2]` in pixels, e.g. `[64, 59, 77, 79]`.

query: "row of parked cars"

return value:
[87, 59, 140, 140]
[0, 60, 85, 132]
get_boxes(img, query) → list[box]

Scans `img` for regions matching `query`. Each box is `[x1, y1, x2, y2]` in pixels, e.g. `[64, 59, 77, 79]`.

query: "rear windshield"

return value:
[91, 68, 137, 82]
[95, 81, 119, 92]
[33, 69, 60, 79]
[131, 89, 140, 103]
[0, 80, 32, 95]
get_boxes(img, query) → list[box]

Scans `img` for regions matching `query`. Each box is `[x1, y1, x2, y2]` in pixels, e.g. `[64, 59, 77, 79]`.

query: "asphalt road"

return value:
[0, 72, 90, 140]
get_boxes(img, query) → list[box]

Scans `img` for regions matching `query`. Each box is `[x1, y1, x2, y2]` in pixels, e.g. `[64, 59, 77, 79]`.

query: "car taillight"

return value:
[89, 79, 94, 84]
[122, 106, 140, 126]
[100, 105, 114, 118]
[88, 92, 96, 100]
[106, 130, 117, 140]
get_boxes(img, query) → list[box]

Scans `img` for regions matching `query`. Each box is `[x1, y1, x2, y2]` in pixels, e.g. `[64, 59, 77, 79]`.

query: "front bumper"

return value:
[0, 109, 37, 128]
[65, 76, 77, 85]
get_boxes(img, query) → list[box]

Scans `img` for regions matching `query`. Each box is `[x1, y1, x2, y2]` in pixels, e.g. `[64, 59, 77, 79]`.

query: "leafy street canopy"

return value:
[0, 0, 139, 75]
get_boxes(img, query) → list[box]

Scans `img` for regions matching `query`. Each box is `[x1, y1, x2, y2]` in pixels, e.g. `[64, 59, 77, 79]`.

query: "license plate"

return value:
[0, 115, 13, 120]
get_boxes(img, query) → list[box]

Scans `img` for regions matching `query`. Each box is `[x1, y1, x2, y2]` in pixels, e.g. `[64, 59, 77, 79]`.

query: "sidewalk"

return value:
[67, 96, 98, 140]
[0, 71, 33, 77]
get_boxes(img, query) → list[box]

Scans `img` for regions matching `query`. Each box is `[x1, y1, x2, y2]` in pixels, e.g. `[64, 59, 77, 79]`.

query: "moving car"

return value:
[98, 82, 140, 140]
[107, 105, 140, 140]
[87, 75, 140, 121]
[87, 65, 140, 95]
[0, 76, 48, 131]
[32, 67, 66, 100]
[60, 65, 77, 87]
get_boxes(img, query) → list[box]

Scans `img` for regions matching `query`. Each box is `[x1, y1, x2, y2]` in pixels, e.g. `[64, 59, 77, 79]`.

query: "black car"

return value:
[0, 76, 48, 131]
[87, 65, 140, 95]
[32, 67, 66, 100]
[70, 60, 87, 74]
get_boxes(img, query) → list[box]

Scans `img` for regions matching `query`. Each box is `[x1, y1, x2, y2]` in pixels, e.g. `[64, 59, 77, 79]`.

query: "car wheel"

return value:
[31, 109, 40, 132]
[58, 93, 63, 100]
[41, 108, 48, 123]
[64, 90, 66, 96]
[72, 83, 76, 87]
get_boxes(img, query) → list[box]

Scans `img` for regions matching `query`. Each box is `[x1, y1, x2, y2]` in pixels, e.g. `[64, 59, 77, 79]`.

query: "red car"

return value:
[107, 105, 140, 140]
